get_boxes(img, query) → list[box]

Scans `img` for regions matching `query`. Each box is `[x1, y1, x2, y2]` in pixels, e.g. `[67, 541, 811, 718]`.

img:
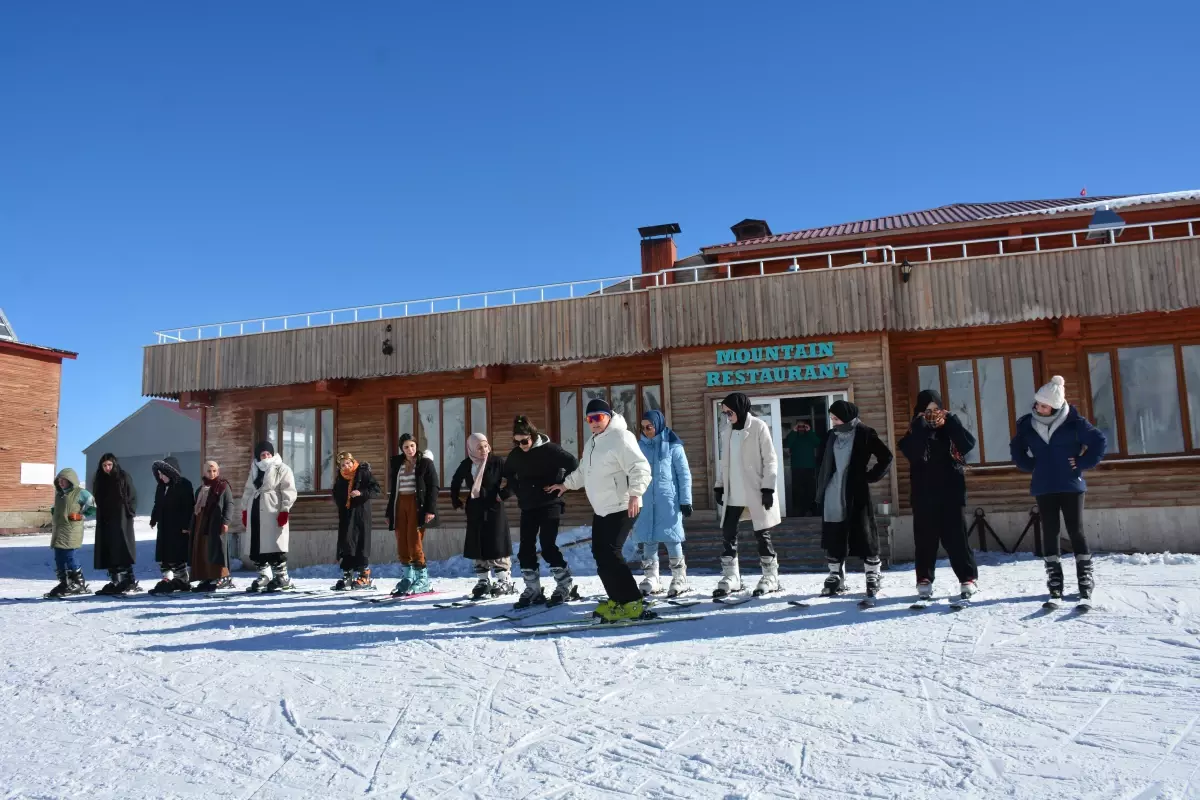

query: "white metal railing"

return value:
[152, 215, 1200, 344]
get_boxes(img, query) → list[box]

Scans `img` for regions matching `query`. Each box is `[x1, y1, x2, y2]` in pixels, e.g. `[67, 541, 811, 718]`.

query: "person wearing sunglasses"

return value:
[547, 398, 652, 623]
[633, 409, 694, 597]
[503, 416, 580, 608]
[713, 392, 782, 598]
[814, 400, 893, 601]
[451, 433, 516, 600]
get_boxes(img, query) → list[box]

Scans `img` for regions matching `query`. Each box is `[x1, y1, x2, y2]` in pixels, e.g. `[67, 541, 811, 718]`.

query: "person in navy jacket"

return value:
[1010, 375, 1107, 603]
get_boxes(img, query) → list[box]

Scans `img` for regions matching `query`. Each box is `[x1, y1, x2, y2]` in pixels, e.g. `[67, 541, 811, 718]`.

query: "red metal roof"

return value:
[0, 339, 78, 361]
[702, 196, 1130, 251]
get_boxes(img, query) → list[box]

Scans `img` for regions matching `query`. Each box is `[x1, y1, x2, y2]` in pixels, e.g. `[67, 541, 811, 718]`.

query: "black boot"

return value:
[65, 569, 89, 595]
[1076, 556, 1094, 600]
[44, 569, 69, 599]
[95, 569, 121, 595]
[821, 561, 846, 596]
[1045, 559, 1064, 600]
[172, 565, 192, 592]
[114, 568, 142, 595]
[266, 561, 294, 592]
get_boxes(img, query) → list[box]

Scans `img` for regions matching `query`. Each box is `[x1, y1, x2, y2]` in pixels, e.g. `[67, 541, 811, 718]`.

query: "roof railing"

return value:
[152, 215, 1200, 344]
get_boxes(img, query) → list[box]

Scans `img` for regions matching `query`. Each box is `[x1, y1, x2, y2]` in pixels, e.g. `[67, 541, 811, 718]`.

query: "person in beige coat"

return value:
[714, 392, 782, 598]
[240, 441, 299, 592]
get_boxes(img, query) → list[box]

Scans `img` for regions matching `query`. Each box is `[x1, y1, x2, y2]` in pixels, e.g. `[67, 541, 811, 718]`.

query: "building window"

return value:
[914, 356, 1038, 464]
[393, 396, 487, 486]
[261, 408, 335, 492]
[1087, 344, 1198, 456]
[555, 383, 662, 458]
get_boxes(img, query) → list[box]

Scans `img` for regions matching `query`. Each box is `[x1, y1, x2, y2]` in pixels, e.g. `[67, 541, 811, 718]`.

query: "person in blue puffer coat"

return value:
[1010, 375, 1107, 604]
[633, 409, 694, 597]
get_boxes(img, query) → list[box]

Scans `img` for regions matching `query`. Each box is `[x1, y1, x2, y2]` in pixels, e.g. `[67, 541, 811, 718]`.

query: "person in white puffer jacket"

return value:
[548, 399, 652, 622]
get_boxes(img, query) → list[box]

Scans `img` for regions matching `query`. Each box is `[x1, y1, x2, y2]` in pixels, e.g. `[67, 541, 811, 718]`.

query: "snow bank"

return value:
[1106, 551, 1200, 566]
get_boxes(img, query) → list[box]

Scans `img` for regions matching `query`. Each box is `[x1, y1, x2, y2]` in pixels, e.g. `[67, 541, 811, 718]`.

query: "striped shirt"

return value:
[396, 469, 417, 495]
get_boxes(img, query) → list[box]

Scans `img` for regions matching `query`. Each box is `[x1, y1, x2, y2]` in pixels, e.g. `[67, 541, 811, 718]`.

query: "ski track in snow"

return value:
[2, 522, 1200, 798]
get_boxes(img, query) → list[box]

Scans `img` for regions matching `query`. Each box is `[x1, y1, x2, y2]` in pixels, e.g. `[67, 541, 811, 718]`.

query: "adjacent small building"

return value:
[83, 400, 202, 515]
[0, 309, 77, 532]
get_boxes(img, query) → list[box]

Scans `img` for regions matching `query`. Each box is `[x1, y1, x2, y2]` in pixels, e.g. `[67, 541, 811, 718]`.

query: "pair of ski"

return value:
[467, 593, 604, 623]
[1042, 596, 1093, 614]
[787, 592, 883, 610]
[909, 594, 973, 612]
[510, 598, 706, 635]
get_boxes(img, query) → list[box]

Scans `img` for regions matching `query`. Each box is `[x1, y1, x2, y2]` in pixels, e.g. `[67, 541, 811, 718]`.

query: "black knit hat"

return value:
[512, 415, 538, 437]
[829, 400, 859, 424]
[254, 440, 275, 457]
[585, 398, 613, 417]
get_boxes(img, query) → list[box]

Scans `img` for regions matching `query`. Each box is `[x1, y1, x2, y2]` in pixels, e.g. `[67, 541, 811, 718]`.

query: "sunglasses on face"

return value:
[513, 437, 531, 446]
[586, 413, 608, 424]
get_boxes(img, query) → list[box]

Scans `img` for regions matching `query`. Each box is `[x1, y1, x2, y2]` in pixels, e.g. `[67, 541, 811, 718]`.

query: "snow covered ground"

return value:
[2, 520, 1199, 799]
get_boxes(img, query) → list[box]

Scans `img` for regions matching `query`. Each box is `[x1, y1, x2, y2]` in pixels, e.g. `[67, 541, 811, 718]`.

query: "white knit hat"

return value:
[1034, 375, 1066, 409]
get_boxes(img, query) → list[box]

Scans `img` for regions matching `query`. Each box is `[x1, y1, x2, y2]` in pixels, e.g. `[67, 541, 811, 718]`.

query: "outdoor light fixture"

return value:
[899, 258, 913, 283]
[1086, 208, 1126, 243]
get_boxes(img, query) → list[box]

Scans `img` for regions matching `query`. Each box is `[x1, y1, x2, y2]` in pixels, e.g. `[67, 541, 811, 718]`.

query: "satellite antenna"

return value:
[0, 308, 17, 342]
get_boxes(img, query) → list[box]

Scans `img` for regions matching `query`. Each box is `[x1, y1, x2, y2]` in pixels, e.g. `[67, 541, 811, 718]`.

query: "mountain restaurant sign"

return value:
[705, 342, 849, 387]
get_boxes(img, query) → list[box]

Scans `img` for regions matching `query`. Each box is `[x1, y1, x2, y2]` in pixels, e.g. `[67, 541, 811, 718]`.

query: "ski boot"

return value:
[173, 566, 191, 593]
[666, 556, 689, 598]
[265, 562, 294, 592]
[514, 569, 546, 609]
[44, 569, 70, 599]
[1044, 557, 1064, 606]
[470, 570, 494, 600]
[864, 559, 883, 599]
[352, 568, 373, 590]
[113, 568, 142, 595]
[713, 555, 742, 599]
[753, 556, 780, 596]
[491, 570, 516, 597]
[959, 580, 979, 601]
[639, 549, 663, 596]
[1076, 555, 1094, 601]
[332, 570, 354, 591]
[916, 580, 933, 601]
[246, 564, 272, 593]
[392, 564, 415, 596]
[596, 598, 655, 623]
[95, 568, 122, 595]
[192, 580, 218, 592]
[592, 599, 618, 619]
[149, 567, 176, 596]
[547, 565, 579, 607]
[820, 561, 846, 596]
[408, 566, 432, 594]
[65, 569, 89, 596]
[216, 576, 236, 590]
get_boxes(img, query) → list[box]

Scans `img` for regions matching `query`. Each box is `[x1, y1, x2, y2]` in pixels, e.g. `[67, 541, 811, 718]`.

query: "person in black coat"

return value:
[92, 452, 140, 595]
[386, 433, 440, 596]
[452, 432, 515, 600]
[148, 456, 196, 594]
[814, 400, 893, 598]
[502, 416, 580, 608]
[331, 451, 382, 590]
[898, 389, 979, 601]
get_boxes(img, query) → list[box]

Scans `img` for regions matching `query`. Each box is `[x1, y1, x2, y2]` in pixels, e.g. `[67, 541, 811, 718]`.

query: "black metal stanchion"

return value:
[966, 507, 1009, 554]
[1011, 506, 1042, 556]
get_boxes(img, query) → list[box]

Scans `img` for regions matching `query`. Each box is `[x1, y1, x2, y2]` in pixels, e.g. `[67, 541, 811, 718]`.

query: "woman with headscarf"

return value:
[148, 456, 196, 595]
[1010, 376, 1107, 608]
[191, 460, 235, 591]
[240, 441, 298, 592]
[331, 451, 381, 591]
[386, 433, 439, 596]
[451, 433, 515, 600]
[713, 392, 782, 599]
[898, 389, 979, 605]
[814, 400, 893, 602]
[93, 453, 140, 595]
[634, 409, 693, 597]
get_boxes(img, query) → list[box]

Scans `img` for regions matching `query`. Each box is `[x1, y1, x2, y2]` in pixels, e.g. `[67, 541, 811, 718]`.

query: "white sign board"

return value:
[20, 463, 55, 485]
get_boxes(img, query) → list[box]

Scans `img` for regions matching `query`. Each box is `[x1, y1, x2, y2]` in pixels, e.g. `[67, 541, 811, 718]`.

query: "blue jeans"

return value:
[53, 547, 80, 572]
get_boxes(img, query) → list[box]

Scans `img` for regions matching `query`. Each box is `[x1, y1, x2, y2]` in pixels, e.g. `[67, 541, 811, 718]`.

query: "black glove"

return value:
[680, 504, 692, 518]
[761, 488, 774, 510]
[713, 488, 723, 505]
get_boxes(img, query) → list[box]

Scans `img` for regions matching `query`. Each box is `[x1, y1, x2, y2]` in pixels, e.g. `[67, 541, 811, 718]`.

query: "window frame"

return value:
[257, 406, 336, 495]
[553, 382, 663, 458]
[388, 395, 489, 490]
[910, 353, 1041, 466]
[1084, 342, 1199, 458]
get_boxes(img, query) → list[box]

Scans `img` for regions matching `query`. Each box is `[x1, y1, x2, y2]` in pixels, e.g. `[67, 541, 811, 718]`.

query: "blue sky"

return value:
[3, 1, 1199, 468]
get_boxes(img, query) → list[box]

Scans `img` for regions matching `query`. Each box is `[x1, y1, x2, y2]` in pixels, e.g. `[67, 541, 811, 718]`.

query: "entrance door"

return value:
[713, 391, 850, 519]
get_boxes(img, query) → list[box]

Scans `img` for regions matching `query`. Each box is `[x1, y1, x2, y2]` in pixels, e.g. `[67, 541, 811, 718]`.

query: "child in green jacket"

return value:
[46, 468, 95, 598]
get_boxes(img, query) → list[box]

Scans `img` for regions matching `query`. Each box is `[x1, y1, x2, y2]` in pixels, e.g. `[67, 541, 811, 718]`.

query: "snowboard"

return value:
[514, 613, 705, 636]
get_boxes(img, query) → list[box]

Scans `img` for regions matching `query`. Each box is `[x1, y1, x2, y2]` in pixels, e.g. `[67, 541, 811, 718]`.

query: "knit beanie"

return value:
[1034, 375, 1067, 410]
[585, 398, 613, 417]
[254, 440, 275, 458]
[512, 415, 537, 437]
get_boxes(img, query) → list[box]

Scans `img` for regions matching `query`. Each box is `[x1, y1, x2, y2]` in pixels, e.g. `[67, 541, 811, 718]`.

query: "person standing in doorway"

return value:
[45, 468, 95, 598]
[898, 390, 979, 603]
[191, 461, 235, 592]
[503, 416, 580, 608]
[93, 453, 140, 595]
[240, 441, 298, 592]
[1010, 376, 1107, 607]
[713, 392, 782, 598]
[814, 400, 893, 600]
[148, 456, 195, 595]
[386, 434, 439, 596]
[783, 420, 821, 516]
[452, 433, 516, 599]
[547, 398, 652, 622]
[331, 452, 381, 591]
[634, 409, 693, 597]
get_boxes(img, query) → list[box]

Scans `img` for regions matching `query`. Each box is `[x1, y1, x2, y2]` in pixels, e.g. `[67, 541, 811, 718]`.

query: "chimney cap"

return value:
[638, 223, 682, 240]
[731, 219, 772, 241]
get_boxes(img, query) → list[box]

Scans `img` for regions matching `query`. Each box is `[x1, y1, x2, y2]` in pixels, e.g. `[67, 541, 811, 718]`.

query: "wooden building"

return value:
[142, 192, 1200, 569]
[0, 310, 78, 533]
